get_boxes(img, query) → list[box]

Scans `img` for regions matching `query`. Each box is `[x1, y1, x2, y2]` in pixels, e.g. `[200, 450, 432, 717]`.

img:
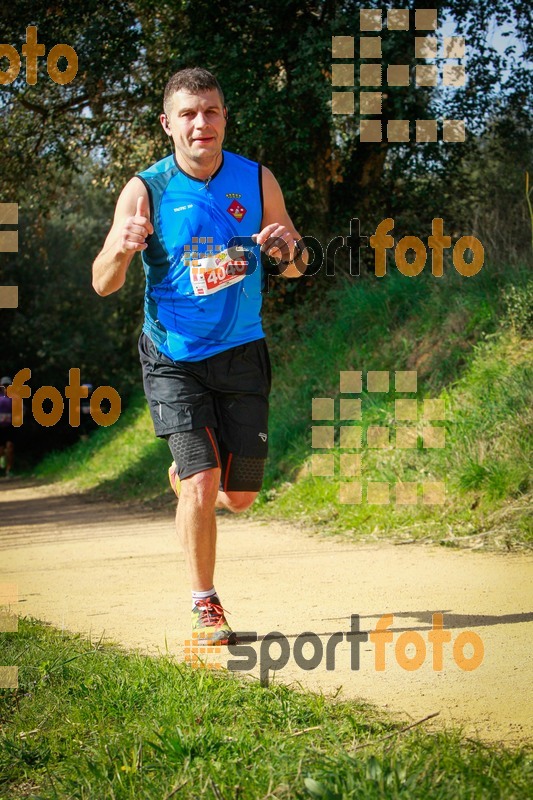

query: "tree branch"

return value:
[13, 91, 91, 118]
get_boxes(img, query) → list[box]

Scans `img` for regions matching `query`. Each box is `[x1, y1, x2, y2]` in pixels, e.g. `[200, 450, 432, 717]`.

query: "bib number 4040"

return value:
[206, 262, 246, 284]
[191, 249, 248, 296]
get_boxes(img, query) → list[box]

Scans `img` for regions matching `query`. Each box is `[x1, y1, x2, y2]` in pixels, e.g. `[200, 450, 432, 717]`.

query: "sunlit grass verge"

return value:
[254, 329, 532, 549]
[33, 389, 171, 505]
[1, 618, 531, 799]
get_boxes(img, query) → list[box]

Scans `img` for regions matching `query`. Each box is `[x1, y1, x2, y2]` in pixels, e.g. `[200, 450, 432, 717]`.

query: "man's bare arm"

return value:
[92, 177, 153, 296]
[254, 166, 308, 278]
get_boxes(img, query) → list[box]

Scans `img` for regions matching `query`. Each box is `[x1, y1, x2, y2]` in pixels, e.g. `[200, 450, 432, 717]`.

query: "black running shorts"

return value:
[138, 332, 271, 490]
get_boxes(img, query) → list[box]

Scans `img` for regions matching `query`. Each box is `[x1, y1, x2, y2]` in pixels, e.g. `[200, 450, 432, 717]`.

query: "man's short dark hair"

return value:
[163, 68, 225, 115]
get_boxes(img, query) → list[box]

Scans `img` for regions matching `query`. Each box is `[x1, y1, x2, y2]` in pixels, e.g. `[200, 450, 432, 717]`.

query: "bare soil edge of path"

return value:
[1, 478, 532, 747]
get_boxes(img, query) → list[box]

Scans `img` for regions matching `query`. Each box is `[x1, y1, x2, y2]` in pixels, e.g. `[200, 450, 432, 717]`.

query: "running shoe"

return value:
[192, 596, 236, 645]
[168, 461, 179, 497]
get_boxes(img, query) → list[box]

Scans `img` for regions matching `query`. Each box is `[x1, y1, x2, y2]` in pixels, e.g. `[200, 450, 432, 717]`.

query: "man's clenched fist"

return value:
[120, 195, 154, 252]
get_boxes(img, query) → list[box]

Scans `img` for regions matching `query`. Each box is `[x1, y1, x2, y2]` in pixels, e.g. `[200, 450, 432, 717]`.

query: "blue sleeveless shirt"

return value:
[137, 150, 264, 361]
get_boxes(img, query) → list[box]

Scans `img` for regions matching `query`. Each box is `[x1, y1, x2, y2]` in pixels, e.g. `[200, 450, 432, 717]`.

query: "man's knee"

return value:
[219, 490, 258, 513]
[180, 468, 221, 504]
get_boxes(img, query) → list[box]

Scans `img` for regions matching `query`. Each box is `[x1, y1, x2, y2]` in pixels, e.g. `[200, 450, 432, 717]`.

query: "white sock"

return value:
[192, 587, 217, 609]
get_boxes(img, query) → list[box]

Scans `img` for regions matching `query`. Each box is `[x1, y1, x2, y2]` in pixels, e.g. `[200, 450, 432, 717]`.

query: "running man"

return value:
[93, 68, 307, 644]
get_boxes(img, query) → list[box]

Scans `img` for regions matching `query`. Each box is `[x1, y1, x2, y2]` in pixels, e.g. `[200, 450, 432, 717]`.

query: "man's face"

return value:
[162, 88, 226, 164]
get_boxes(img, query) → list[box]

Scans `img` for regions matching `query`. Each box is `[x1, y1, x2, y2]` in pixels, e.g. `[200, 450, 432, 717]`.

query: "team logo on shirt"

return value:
[227, 199, 247, 222]
[226, 192, 242, 199]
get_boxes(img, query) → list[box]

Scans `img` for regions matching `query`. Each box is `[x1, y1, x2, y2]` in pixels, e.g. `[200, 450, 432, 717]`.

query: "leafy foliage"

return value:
[0, 0, 531, 463]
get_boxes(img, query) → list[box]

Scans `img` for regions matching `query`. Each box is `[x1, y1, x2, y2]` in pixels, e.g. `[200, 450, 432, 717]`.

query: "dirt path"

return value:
[1, 479, 532, 745]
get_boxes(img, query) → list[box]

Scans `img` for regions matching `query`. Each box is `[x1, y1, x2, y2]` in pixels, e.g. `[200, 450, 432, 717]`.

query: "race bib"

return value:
[190, 247, 248, 296]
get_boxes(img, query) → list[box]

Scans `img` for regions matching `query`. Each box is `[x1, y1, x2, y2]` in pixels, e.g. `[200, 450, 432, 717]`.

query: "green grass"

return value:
[33, 388, 172, 506]
[248, 268, 532, 548]
[254, 328, 532, 548]
[1, 618, 531, 799]
[262, 266, 531, 485]
[32, 266, 532, 546]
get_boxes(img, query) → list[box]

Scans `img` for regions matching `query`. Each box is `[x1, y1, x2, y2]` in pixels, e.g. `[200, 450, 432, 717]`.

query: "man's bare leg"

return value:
[215, 490, 258, 513]
[0, 442, 13, 476]
[176, 467, 220, 590]
[170, 464, 258, 517]
[176, 467, 236, 643]
[171, 469, 258, 584]
[5, 442, 13, 475]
